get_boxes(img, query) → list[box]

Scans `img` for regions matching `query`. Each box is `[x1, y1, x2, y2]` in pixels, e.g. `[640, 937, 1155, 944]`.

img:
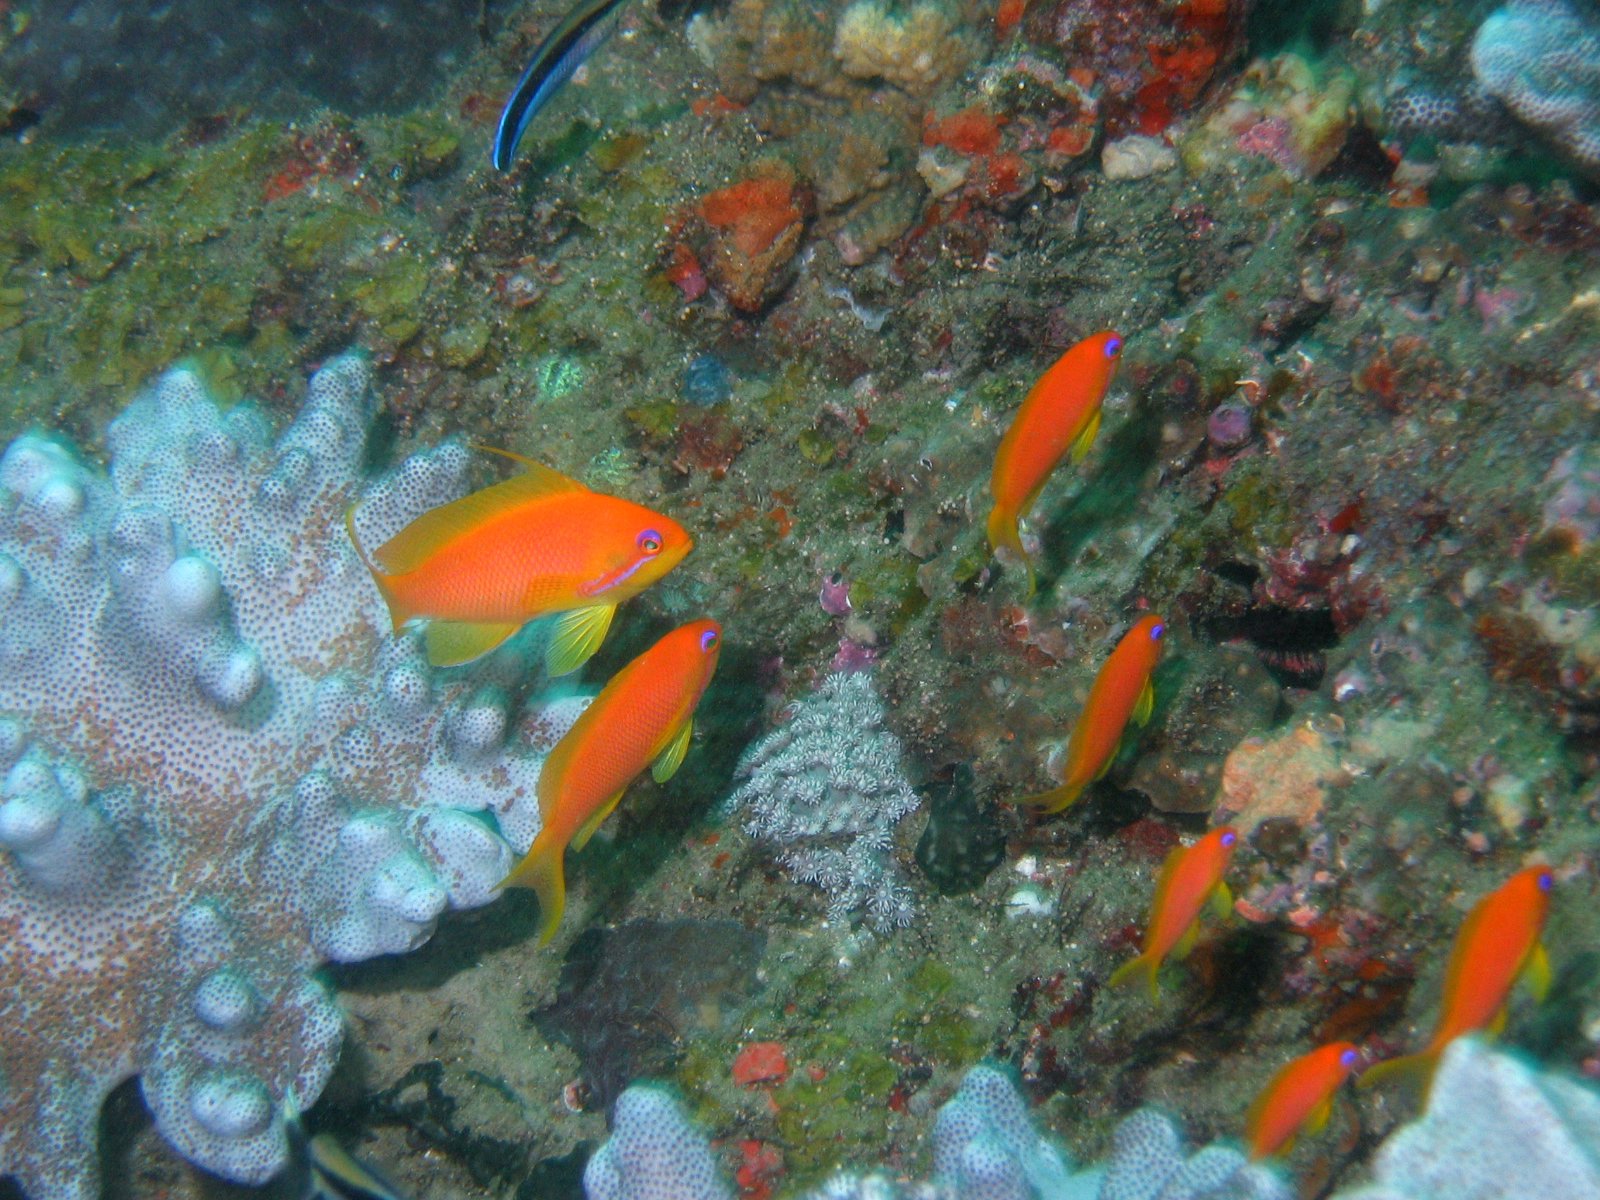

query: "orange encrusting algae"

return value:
[1359, 864, 1555, 1092]
[1108, 825, 1238, 1000]
[987, 329, 1122, 596]
[346, 447, 692, 672]
[499, 619, 723, 945]
[1018, 613, 1166, 814]
[1244, 1041, 1362, 1159]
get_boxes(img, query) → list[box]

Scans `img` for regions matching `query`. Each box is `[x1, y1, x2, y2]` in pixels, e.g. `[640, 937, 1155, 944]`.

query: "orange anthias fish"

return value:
[1108, 825, 1238, 1000]
[1019, 613, 1165, 814]
[500, 618, 722, 944]
[986, 329, 1123, 596]
[1245, 1041, 1362, 1160]
[347, 447, 692, 672]
[1360, 864, 1555, 1091]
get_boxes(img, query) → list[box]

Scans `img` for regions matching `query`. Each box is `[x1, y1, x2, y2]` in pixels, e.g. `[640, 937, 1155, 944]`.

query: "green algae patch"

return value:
[773, 1046, 898, 1175]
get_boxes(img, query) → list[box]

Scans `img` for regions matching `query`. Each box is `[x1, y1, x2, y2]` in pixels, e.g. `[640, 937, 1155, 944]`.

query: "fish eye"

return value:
[1339, 1048, 1360, 1069]
[699, 629, 719, 652]
[1149, 622, 1165, 641]
[638, 529, 663, 555]
[1219, 830, 1237, 847]
[1105, 335, 1123, 358]
[1537, 869, 1554, 891]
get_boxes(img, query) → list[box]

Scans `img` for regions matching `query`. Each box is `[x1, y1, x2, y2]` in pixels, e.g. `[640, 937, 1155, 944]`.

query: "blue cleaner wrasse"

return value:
[493, 0, 629, 171]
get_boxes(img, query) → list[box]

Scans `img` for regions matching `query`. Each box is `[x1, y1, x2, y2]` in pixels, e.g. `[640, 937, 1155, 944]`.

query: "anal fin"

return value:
[1069, 409, 1102, 463]
[425, 620, 522, 667]
[571, 790, 625, 852]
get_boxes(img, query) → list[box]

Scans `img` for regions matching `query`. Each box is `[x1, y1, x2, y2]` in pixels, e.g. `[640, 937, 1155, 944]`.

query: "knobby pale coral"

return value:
[729, 672, 919, 930]
[1473, 0, 1600, 178]
[0, 356, 558, 1198]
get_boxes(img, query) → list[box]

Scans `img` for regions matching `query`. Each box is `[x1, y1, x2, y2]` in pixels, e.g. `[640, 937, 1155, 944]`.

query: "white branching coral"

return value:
[729, 672, 919, 930]
[0, 356, 556, 1199]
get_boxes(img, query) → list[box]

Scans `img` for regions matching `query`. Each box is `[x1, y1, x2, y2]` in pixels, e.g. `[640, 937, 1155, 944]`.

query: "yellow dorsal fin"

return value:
[1209, 879, 1234, 921]
[424, 620, 522, 667]
[1069, 409, 1102, 463]
[653, 718, 693, 784]
[1173, 918, 1201, 961]
[546, 603, 616, 677]
[372, 463, 588, 575]
[571, 790, 625, 852]
[1132, 678, 1155, 726]
[1523, 940, 1552, 1003]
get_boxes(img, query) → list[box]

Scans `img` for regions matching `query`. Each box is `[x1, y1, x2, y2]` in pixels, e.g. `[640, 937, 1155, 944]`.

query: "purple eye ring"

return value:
[1104, 335, 1123, 358]
[1339, 1048, 1360, 1069]
[1149, 622, 1165, 641]
[699, 629, 719, 652]
[1537, 869, 1554, 891]
[1219, 830, 1237, 848]
[638, 529, 663, 555]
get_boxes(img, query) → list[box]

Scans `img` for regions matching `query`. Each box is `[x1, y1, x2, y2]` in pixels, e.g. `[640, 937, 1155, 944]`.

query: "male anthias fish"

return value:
[1108, 825, 1238, 1000]
[1244, 1041, 1362, 1160]
[1019, 613, 1165, 814]
[1359, 864, 1555, 1091]
[987, 330, 1123, 596]
[499, 618, 722, 944]
[494, 0, 629, 171]
[347, 447, 691, 672]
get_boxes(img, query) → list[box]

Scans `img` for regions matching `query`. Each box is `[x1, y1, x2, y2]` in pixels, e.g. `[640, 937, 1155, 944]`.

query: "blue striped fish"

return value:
[493, 0, 629, 171]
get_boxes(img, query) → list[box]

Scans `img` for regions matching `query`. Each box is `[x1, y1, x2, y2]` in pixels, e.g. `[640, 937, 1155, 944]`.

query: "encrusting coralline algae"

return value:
[0, 355, 575, 1199]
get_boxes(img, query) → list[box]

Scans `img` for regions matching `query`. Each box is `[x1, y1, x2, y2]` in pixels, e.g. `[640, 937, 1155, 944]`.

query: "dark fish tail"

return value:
[493, 0, 628, 171]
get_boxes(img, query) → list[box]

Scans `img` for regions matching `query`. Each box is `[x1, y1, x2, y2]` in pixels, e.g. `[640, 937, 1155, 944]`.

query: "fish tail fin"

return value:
[986, 505, 1037, 599]
[344, 501, 413, 633]
[1356, 1049, 1437, 1093]
[498, 832, 567, 946]
[1017, 780, 1086, 814]
[1108, 952, 1160, 1000]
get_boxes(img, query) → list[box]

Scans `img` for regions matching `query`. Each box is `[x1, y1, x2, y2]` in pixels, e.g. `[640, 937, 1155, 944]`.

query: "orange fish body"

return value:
[499, 618, 722, 944]
[1360, 864, 1554, 1090]
[986, 330, 1123, 596]
[1021, 613, 1165, 814]
[1108, 825, 1238, 1000]
[347, 449, 692, 672]
[1245, 1041, 1361, 1160]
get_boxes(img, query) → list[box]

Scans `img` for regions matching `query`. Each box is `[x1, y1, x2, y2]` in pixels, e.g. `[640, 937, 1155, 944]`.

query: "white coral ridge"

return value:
[1332, 1038, 1600, 1200]
[0, 355, 571, 1200]
[729, 672, 919, 930]
[584, 1084, 733, 1200]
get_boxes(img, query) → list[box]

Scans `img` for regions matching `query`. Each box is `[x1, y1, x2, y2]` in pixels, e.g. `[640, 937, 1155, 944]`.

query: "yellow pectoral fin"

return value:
[1305, 1096, 1333, 1136]
[425, 620, 522, 667]
[547, 604, 616, 677]
[570, 790, 625, 852]
[1209, 880, 1234, 921]
[1173, 919, 1201, 961]
[652, 718, 694, 784]
[1523, 940, 1552, 1003]
[1132, 678, 1155, 726]
[1069, 409, 1102, 463]
[1356, 1050, 1436, 1092]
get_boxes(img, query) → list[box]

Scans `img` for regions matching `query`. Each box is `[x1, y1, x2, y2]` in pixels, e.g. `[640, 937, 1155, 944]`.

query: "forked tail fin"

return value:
[1108, 952, 1161, 1001]
[986, 504, 1037, 598]
[344, 501, 412, 633]
[499, 831, 567, 946]
[1016, 780, 1087, 815]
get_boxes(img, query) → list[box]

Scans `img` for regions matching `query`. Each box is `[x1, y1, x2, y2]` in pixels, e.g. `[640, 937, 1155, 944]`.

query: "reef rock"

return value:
[0, 356, 551, 1198]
